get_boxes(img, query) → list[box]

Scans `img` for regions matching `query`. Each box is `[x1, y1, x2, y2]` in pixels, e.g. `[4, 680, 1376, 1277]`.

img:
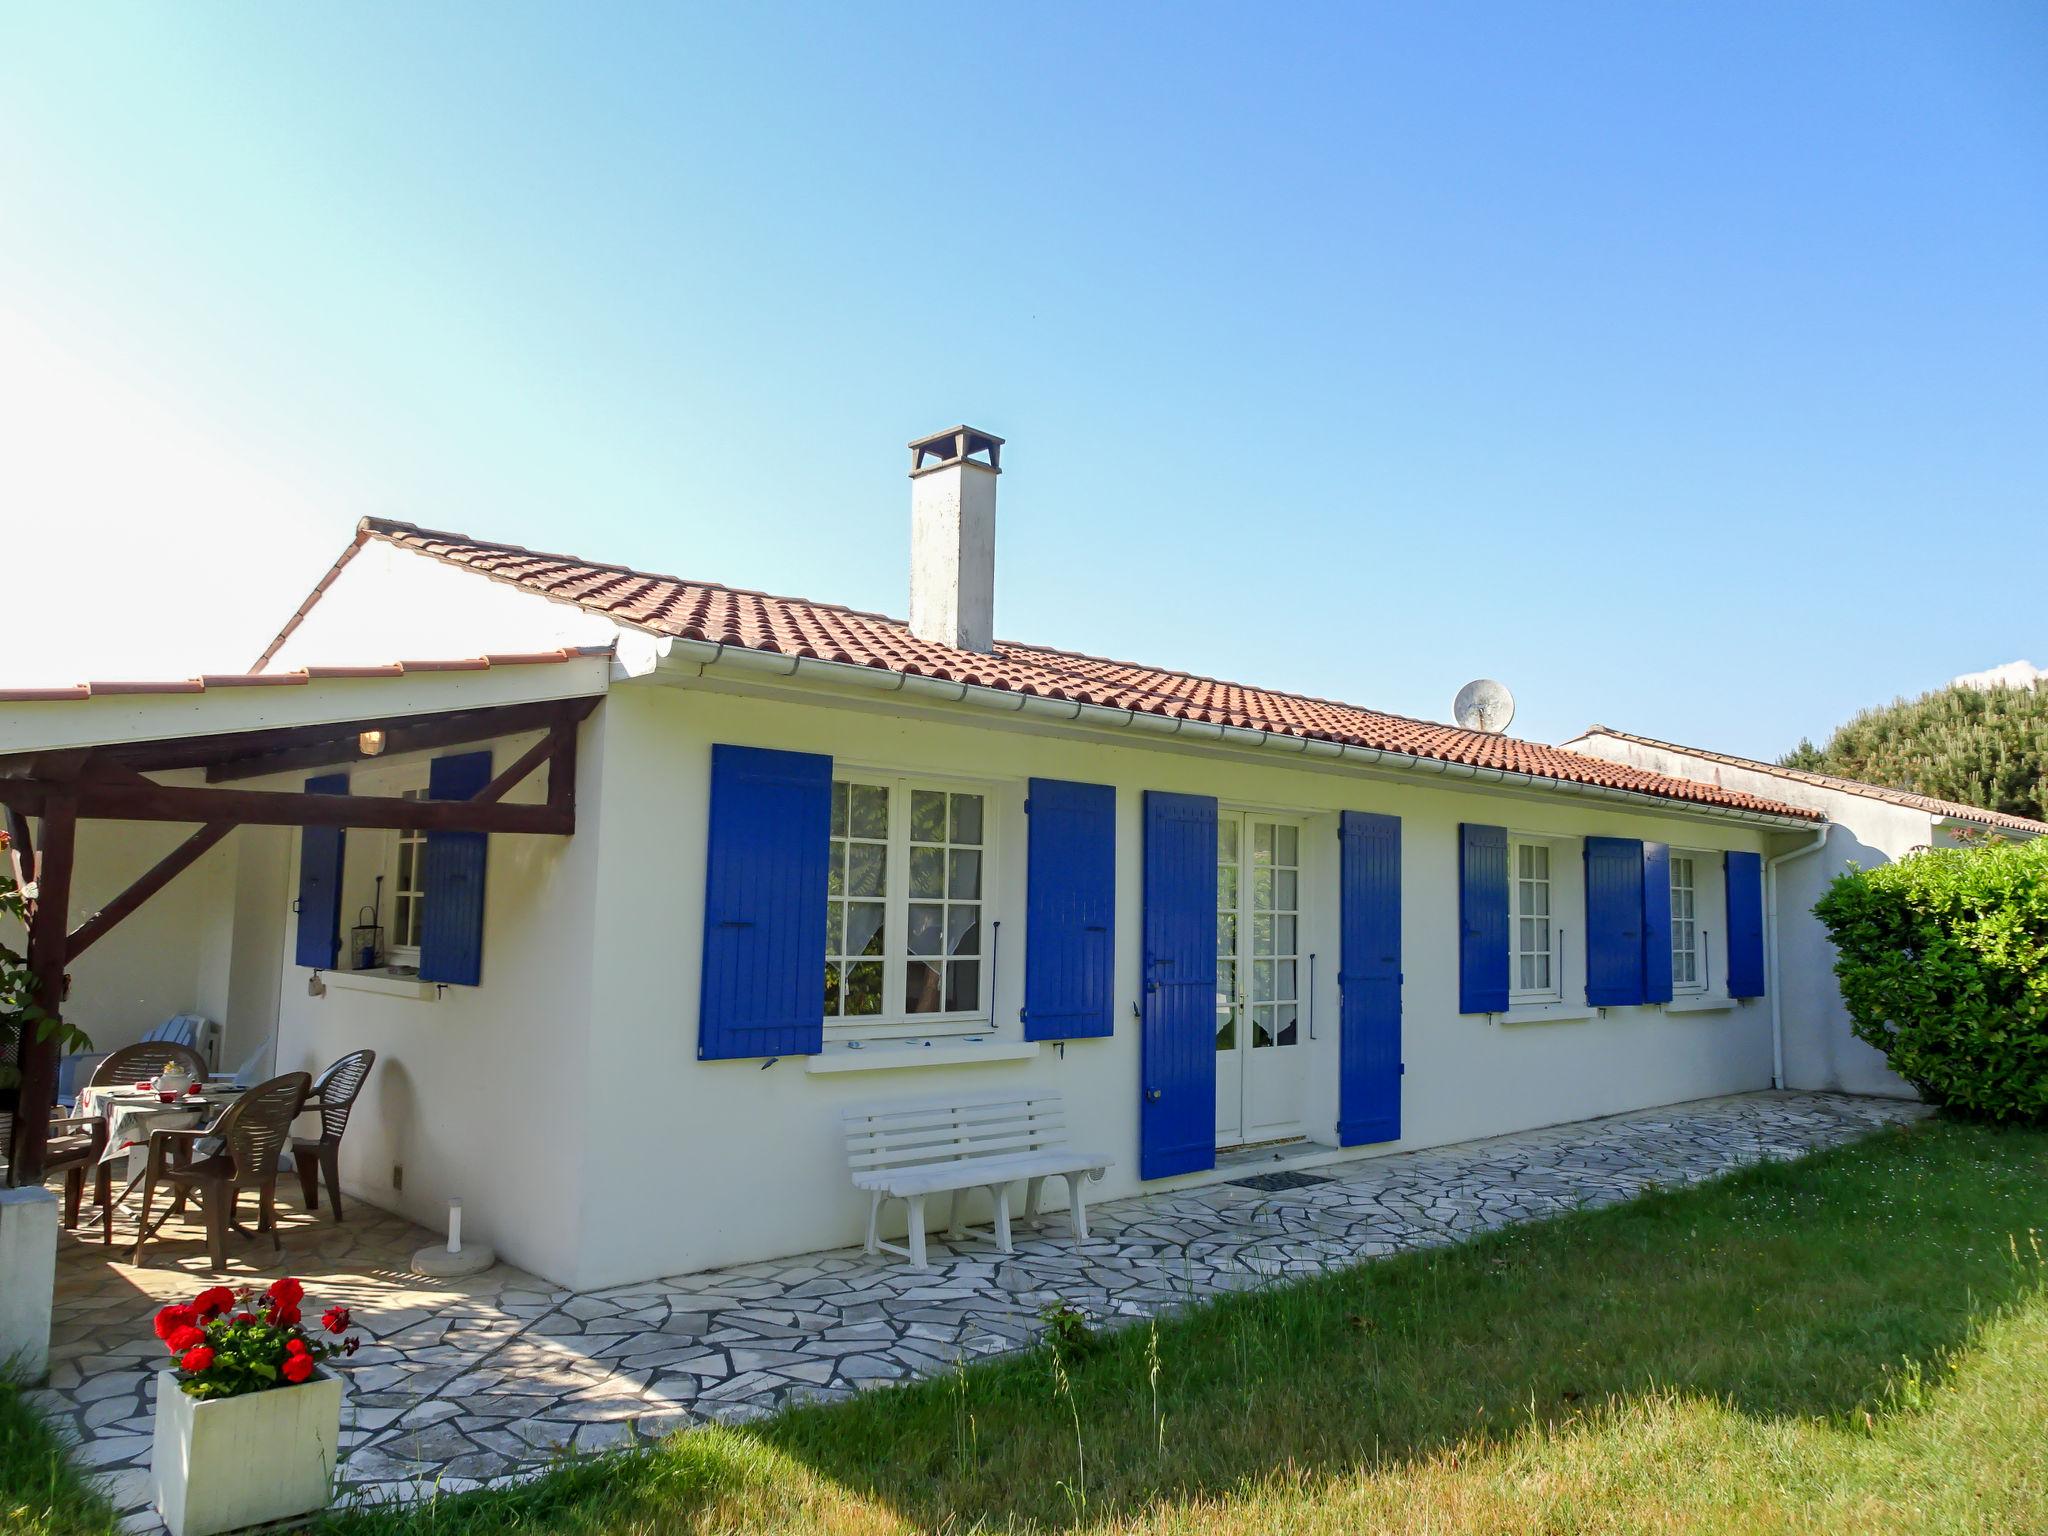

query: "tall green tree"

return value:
[1780, 680, 2048, 821]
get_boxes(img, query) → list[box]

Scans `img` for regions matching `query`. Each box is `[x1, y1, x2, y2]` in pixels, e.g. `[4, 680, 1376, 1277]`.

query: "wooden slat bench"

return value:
[843, 1091, 1112, 1268]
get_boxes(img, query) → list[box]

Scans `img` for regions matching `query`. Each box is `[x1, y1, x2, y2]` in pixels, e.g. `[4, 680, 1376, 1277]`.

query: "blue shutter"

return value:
[1584, 836, 1646, 1006]
[292, 774, 348, 968]
[1458, 824, 1509, 1013]
[698, 745, 831, 1060]
[1337, 811, 1402, 1146]
[1641, 842, 1674, 1004]
[1023, 779, 1116, 1042]
[1725, 850, 1766, 998]
[419, 751, 492, 986]
[1140, 791, 1217, 1179]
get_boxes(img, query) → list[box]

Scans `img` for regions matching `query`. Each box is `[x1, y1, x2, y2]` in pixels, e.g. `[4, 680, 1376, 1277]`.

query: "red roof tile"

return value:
[1576, 727, 2048, 836]
[353, 519, 1819, 823]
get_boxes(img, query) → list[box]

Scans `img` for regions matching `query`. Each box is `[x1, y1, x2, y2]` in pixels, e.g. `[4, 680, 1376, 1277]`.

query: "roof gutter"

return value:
[657, 638, 1821, 831]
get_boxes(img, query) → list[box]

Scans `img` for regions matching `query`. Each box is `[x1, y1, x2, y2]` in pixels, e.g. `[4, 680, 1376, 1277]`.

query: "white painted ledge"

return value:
[1496, 1004, 1600, 1026]
[322, 970, 439, 1002]
[1663, 997, 1740, 1015]
[804, 1041, 1041, 1075]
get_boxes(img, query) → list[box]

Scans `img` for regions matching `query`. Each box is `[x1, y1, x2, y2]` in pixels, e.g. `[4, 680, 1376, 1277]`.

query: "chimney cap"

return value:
[909, 425, 1003, 476]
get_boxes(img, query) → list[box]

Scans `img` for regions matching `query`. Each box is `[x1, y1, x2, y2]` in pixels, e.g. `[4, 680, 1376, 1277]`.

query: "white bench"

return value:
[843, 1091, 1112, 1268]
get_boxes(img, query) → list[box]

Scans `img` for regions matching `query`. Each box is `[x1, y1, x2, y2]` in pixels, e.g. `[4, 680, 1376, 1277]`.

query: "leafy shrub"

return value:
[1781, 678, 2048, 821]
[1814, 837, 2048, 1122]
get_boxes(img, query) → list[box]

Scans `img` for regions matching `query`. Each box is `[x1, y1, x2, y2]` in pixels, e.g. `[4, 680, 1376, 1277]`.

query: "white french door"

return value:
[1214, 813, 1309, 1147]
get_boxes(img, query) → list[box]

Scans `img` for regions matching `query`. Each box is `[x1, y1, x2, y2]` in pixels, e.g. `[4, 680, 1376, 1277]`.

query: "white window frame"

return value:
[825, 773, 996, 1041]
[382, 787, 429, 971]
[1508, 836, 1563, 1006]
[1670, 850, 1708, 995]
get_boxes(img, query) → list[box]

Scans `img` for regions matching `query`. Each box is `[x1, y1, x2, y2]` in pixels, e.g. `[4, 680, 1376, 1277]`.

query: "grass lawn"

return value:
[6, 1116, 2045, 1535]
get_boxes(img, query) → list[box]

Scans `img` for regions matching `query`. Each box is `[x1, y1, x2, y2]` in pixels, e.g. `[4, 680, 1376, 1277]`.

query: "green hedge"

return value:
[1814, 836, 2048, 1122]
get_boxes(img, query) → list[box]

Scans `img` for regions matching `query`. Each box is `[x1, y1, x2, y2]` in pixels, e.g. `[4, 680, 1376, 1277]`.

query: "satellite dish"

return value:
[1454, 678, 1516, 734]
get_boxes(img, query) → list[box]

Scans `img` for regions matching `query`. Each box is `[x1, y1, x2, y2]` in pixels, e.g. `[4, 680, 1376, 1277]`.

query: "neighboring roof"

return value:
[277, 518, 1814, 823]
[1575, 726, 2048, 837]
[0, 648, 607, 705]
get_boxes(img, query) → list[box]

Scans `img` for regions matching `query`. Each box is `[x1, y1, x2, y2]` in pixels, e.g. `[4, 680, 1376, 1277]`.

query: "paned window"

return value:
[826, 777, 988, 1031]
[1510, 838, 1560, 1003]
[1671, 853, 1704, 992]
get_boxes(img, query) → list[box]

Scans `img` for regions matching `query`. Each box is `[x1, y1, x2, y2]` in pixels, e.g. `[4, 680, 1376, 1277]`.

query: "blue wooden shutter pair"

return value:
[1725, 851, 1766, 997]
[419, 751, 492, 986]
[1139, 791, 1217, 1179]
[1458, 824, 1510, 1013]
[1337, 811, 1402, 1146]
[1584, 836, 1647, 1006]
[1023, 779, 1116, 1041]
[698, 745, 832, 1060]
[293, 774, 349, 968]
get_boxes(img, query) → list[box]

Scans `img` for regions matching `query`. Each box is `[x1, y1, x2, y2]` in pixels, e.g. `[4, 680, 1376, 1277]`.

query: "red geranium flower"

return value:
[285, 1337, 311, 1357]
[166, 1324, 208, 1354]
[322, 1306, 351, 1335]
[154, 1304, 195, 1342]
[267, 1277, 305, 1310]
[179, 1346, 214, 1373]
[280, 1352, 315, 1384]
[194, 1286, 235, 1319]
[270, 1304, 302, 1328]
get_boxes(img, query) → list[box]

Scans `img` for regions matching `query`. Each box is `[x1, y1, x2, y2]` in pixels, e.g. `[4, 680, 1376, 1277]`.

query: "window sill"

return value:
[804, 1040, 1041, 1075]
[1664, 996, 1740, 1014]
[323, 970, 438, 1002]
[1496, 1003, 1599, 1026]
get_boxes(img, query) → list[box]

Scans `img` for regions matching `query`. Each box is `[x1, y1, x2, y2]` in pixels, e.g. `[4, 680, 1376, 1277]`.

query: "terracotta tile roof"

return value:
[0, 649, 606, 705]
[1576, 727, 2048, 837]
[344, 519, 1817, 823]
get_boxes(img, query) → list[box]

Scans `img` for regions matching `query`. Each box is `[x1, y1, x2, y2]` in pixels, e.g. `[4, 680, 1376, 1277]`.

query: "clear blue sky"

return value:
[3, 3, 2042, 757]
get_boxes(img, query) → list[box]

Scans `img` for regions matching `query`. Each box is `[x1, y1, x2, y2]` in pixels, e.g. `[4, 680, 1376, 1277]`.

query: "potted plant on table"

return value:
[149, 1277, 360, 1536]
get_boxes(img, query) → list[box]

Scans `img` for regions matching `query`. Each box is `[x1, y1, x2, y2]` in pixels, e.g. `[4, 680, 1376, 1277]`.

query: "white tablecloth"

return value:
[75, 1085, 241, 1168]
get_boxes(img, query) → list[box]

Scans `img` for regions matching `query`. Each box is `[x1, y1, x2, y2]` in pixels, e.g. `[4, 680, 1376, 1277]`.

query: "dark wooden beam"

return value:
[547, 718, 578, 819]
[196, 697, 597, 782]
[474, 733, 557, 806]
[67, 823, 234, 960]
[10, 794, 74, 1186]
[0, 778, 574, 835]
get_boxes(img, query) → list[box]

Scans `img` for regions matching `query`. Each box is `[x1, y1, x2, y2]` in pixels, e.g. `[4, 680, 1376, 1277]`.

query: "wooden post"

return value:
[10, 793, 74, 1186]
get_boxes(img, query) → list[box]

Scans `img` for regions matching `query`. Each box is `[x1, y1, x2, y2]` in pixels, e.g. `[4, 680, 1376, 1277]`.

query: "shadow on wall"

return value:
[1789, 823, 1917, 1100]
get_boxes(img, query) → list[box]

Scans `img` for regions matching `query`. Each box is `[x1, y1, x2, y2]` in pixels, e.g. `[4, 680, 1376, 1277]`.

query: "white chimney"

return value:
[908, 425, 1002, 653]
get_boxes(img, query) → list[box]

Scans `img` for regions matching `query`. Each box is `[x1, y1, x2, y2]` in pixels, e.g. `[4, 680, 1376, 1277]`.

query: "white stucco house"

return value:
[1562, 726, 2047, 1099]
[7, 427, 1882, 1292]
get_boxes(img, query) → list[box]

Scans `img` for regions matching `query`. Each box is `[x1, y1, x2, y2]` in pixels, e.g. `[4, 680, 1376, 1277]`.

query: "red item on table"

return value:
[134, 1082, 152, 1091]
[158, 1090, 178, 1103]
[186, 1083, 204, 1096]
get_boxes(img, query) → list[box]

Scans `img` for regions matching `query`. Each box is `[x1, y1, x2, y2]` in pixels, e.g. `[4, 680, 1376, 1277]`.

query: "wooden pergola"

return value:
[1, 694, 596, 1186]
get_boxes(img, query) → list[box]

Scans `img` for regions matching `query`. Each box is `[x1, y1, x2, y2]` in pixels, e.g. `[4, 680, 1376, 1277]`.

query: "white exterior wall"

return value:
[265, 540, 626, 673]
[265, 721, 609, 1287]
[564, 677, 1791, 1289]
[1564, 732, 1925, 1099]
[3, 815, 284, 1072]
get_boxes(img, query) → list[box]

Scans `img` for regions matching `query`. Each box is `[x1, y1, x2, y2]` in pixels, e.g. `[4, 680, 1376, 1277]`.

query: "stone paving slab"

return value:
[30, 1090, 1927, 1529]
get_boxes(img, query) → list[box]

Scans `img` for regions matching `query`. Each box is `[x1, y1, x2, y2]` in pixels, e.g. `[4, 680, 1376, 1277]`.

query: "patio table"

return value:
[76, 1084, 243, 1168]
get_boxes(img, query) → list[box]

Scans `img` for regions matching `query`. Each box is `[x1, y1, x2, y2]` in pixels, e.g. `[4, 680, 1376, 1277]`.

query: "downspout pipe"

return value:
[1766, 820, 1833, 1089]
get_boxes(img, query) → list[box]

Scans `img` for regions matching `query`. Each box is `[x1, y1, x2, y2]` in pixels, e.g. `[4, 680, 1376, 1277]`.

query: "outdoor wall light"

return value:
[358, 729, 387, 756]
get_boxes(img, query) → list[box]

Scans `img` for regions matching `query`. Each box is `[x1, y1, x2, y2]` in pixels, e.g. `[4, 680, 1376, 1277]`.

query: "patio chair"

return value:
[79, 1041, 215, 1244]
[291, 1049, 375, 1222]
[129, 1072, 311, 1271]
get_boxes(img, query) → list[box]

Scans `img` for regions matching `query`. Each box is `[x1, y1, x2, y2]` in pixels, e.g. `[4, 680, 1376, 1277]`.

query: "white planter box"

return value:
[151, 1368, 343, 1536]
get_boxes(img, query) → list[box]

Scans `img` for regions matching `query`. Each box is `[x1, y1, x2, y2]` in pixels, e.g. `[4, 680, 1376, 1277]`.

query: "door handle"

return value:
[1145, 1088, 1162, 1102]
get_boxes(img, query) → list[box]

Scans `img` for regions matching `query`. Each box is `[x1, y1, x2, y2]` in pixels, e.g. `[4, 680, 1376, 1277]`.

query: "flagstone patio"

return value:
[27, 1089, 1927, 1531]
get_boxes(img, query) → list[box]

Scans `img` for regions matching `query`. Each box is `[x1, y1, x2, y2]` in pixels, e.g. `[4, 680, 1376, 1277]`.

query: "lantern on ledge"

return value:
[351, 904, 384, 974]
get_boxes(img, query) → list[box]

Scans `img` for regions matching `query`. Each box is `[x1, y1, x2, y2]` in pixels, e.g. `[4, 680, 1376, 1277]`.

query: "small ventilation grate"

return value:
[1227, 1170, 1335, 1193]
